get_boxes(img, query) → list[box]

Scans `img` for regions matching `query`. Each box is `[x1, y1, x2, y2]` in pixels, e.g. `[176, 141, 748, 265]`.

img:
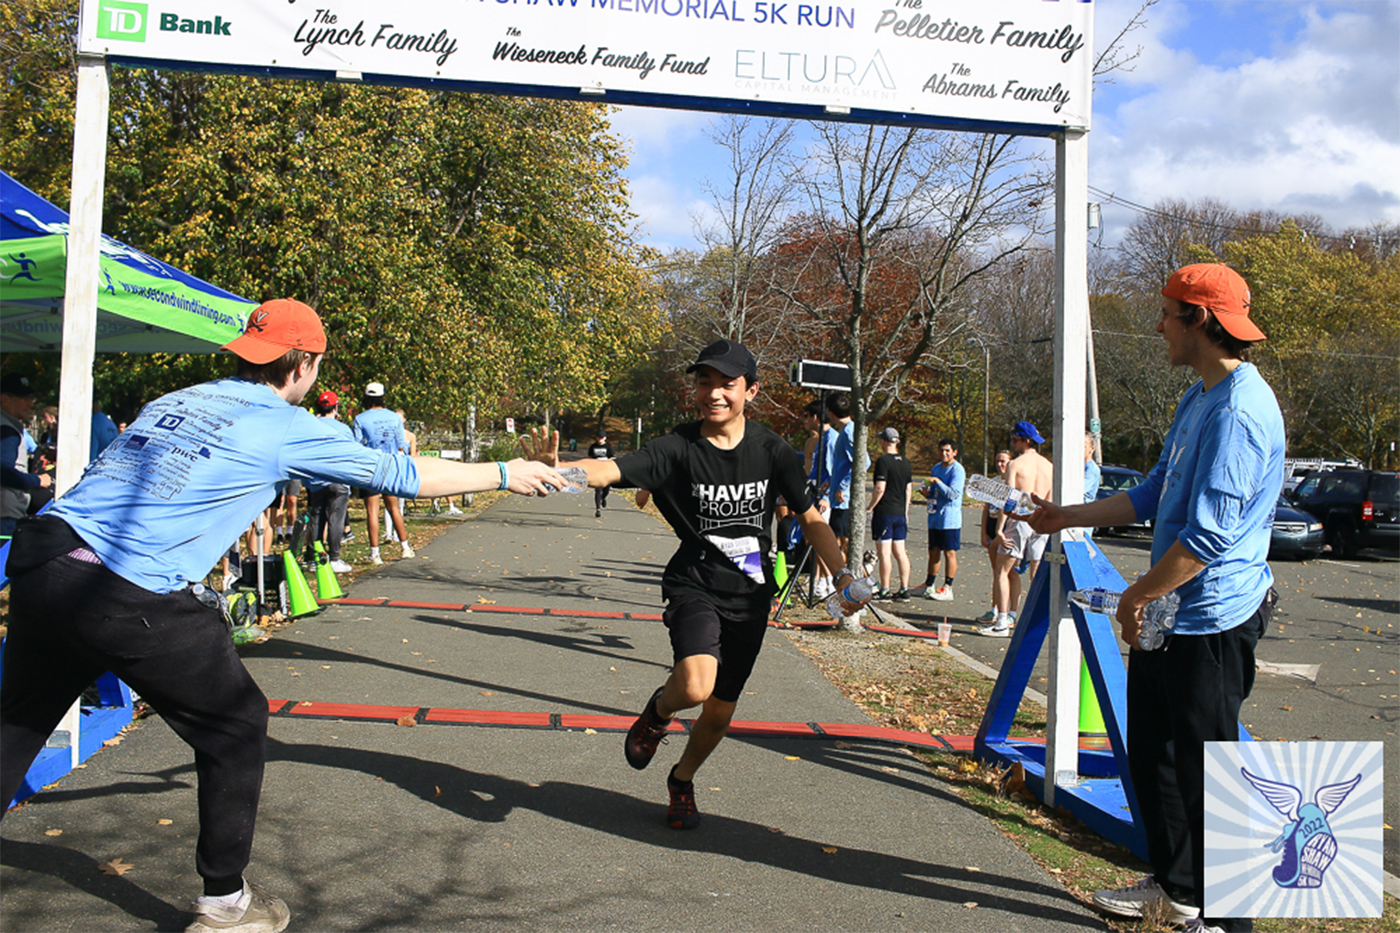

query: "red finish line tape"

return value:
[266, 697, 980, 752]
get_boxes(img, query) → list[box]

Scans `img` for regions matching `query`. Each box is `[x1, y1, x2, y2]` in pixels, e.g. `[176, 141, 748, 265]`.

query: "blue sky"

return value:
[607, 0, 1400, 253]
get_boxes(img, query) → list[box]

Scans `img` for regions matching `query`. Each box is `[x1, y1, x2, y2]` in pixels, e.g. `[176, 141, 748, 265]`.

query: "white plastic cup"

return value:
[937, 620, 951, 646]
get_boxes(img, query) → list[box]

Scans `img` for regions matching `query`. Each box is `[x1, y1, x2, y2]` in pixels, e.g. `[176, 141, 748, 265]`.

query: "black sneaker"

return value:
[892, 588, 911, 602]
[624, 686, 671, 770]
[667, 766, 700, 830]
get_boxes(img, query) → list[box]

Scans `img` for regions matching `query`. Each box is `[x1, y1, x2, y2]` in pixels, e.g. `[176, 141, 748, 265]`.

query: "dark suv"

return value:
[1288, 470, 1400, 558]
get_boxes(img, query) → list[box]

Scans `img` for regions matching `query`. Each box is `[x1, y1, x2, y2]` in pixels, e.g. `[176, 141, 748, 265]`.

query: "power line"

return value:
[1088, 186, 1396, 250]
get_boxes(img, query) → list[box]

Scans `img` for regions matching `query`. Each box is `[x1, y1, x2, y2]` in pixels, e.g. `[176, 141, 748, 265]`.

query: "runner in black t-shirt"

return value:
[586, 432, 616, 517]
[523, 339, 862, 830]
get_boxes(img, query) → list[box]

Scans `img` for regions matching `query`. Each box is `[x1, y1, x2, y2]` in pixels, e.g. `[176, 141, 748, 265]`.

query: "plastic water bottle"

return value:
[965, 474, 1037, 515]
[546, 466, 589, 494]
[826, 575, 877, 619]
[1067, 586, 1180, 651]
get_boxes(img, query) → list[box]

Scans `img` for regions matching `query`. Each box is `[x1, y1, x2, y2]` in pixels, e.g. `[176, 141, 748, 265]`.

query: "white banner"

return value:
[79, 0, 1093, 132]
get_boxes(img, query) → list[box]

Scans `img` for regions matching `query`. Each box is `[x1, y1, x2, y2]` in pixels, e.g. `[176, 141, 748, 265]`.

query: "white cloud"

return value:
[1090, 1, 1400, 237]
[626, 173, 712, 251]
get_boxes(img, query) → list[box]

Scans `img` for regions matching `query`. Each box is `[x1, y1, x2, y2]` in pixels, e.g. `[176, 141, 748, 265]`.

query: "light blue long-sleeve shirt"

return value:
[54, 378, 420, 593]
[1126, 363, 1285, 634]
[925, 460, 965, 529]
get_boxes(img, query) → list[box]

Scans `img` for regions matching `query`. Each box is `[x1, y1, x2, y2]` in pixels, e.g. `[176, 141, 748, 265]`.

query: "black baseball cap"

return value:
[1, 373, 36, 397]
[686, 339, 758, 383]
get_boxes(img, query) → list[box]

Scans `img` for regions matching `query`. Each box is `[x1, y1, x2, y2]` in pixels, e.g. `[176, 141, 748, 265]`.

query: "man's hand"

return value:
[519, 427, 560, 467]
[37, 472, 52, 489]
[834, 489, 846, 505]
[503, 458, 568, 497]
[832, 571, 871, 617]
[1025, 493, 1070, 535]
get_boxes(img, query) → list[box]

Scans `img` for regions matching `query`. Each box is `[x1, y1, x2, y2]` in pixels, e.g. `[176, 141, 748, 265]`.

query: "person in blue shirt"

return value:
[1028, 264, 1283, 933]
[0, 299, 566, 933]
[921, 438, 965, 600]
[1083, 432, 1101, 540]
[90, 402, 119, 463]
[353, 382, 413, 564]
[805, 399, 838, 596]
[819, 392, 856, 555]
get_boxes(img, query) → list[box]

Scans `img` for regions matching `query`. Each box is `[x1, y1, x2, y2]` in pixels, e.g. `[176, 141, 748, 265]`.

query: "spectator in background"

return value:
[868, 427, 912, 601]
[921, 438, 965, 601]
[1, 374, 51, 537]
[974, 450, 1013, 624]
[820, 392, 863, 561]
[303, 391, 354, 574]
[353, 382, 413, 564]
[90, 400, 119, 463]
[804, 399, 836, 597]
[1084, 432, 1101, 539]
[980, 422, 1053, 638]
[587, 430, 616, 518]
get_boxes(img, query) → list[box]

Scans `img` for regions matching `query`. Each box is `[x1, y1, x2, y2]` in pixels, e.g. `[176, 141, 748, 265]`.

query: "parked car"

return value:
[1281, 457, 1363, 493]
[1094, 465, 1149, 535]
[1269, 494, 1325, 560]
[1287, 470, 1400, 558]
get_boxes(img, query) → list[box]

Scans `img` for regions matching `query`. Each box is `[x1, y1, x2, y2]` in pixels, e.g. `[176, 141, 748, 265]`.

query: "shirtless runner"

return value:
[979, 421, 1053, 637]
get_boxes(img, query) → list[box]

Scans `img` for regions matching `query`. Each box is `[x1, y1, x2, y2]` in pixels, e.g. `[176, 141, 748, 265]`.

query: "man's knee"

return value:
[697, 696, 737, 732]
[669, 658, 718, 709]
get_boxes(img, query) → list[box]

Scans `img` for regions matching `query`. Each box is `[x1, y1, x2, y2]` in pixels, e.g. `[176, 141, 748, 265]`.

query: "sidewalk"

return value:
[0, 493, 1103, 931]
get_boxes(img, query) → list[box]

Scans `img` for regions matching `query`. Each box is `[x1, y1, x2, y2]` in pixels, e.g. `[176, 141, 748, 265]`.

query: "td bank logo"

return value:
[95, 1, 234, 42]
[95, 0, 148, 42]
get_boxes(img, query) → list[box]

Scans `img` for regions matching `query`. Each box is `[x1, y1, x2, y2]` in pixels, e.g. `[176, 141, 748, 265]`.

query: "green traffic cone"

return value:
[774, 550, 789, 589]
[282, 549, 320, 618]
[1079, 655, 1109, 748]
[312, 541, 343, 600]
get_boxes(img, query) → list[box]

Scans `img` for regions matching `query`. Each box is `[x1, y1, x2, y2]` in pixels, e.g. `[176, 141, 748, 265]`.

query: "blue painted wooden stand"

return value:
[974, 538, 1147, 857]
[974, 538, 1253, 860]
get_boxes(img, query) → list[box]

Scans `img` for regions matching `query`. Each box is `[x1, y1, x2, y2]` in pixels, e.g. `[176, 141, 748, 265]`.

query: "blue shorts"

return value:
[870, 514, 908, 542]
[927, 527, 961, 552]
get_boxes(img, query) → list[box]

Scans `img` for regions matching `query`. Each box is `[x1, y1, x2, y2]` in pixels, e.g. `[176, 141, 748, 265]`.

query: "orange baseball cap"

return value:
[1161, 264, 1264, 342]
[222, 298, 327, 364]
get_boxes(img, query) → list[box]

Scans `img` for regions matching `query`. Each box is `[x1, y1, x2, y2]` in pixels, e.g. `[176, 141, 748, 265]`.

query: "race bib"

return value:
[706, 534, 765, 584]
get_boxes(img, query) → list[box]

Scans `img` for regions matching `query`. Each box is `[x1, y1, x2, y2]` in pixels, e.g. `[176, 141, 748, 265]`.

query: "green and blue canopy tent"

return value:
[1, 169, 253, 353]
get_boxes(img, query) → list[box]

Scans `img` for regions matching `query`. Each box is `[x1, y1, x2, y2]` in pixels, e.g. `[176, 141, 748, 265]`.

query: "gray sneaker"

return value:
[186, 880, 290, 933]
[1092, 875, 1198, 925]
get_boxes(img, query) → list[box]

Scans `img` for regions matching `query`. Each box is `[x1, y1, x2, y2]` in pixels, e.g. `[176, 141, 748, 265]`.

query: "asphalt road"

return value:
[886, 505, 1399, 874]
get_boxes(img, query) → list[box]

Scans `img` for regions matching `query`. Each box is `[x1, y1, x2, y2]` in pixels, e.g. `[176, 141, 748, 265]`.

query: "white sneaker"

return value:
[401, 543, 415, 559]
[1092, 876, 1198, 924]
[977, 615, 1014, 638]
[446, 504, 464, 515]
[186, 879, 290, 933]
[814, 578, 834, 598]
[369, 553, 384, 566]
[929, 585, 954, 601]
[329, 559, 353, 574]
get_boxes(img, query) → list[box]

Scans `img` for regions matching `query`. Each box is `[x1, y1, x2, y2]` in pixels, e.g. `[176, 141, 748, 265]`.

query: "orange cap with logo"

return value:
[222, 299, 327, 364]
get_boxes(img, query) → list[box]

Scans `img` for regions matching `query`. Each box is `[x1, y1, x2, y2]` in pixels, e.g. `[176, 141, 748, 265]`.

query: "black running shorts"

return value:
[663, 594, 769, 704]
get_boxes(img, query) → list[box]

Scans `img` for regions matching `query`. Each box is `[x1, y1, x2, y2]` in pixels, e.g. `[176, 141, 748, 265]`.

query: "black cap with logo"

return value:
[686, 339, 758, 384]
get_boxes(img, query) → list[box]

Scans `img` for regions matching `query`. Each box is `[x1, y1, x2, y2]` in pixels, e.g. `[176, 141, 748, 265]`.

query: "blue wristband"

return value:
[497, 461, 509, 491]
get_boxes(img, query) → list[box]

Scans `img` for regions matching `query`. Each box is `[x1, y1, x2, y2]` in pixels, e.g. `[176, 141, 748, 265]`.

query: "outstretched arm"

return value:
[414, 456, 566, 498]
[520, 426, 622, 488]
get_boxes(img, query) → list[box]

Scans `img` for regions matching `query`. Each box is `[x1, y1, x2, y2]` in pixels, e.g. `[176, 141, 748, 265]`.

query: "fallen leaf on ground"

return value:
[822, 846, 838, 854]
[784, 756, 800, 761]
[100, 858, 134, 876]
[44, 829, 62, 836]
[964, 866, 981, 872]
[157, 819, 173, 826]
[584, 728, 598, 734]
[395, 716, 417, 727]
[480, 690, 496, 696]
[435, 786, 441, 797]
[834, 741, 854, 749]
[963, 901, 978, 909]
